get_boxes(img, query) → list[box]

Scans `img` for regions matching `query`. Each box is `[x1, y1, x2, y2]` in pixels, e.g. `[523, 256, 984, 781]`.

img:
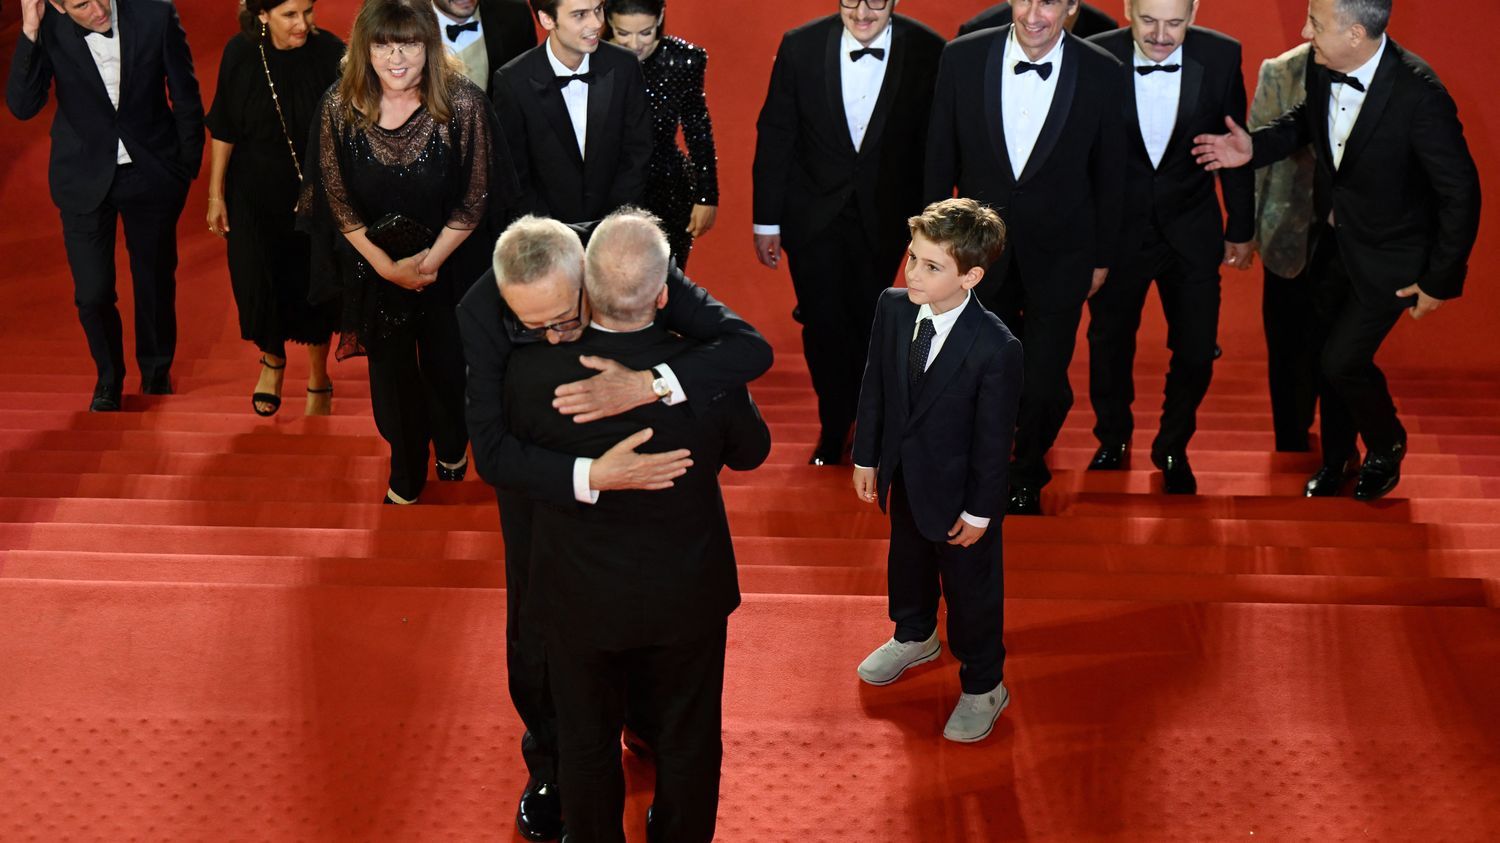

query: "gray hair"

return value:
[1334, 0, 1391, 38]
[584, 208, 671, 325]
[493, 215, 584, 291]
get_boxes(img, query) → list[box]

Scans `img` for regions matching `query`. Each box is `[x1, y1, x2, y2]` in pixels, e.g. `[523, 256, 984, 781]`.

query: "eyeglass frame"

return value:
[838, 0, 891, 9]
[504, 286, 587, 343]
[369, 42, 426, 60]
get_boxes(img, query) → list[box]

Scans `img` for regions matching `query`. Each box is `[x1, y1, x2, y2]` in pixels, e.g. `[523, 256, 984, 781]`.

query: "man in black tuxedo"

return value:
[1083, 0, 1255, 494]
[6, 0, 203, 411]
[924, 0, 1127, 514]
[502, 211, 771, 843]
[752, 0, 945, 466]
[456, 215, 771, 841]
[957, 1, 1119, 40]
[1194, 0, 1481, 501]
[492, 0, 651, 224]
[433, 0, 537, 95]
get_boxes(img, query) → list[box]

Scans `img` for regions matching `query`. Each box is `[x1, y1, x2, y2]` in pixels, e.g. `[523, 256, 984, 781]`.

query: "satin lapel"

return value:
[1018, 33, 1077, 185]
[528, 52, 585, 168]
[906, 302, 981, 430]
[823, 22, 856, 155]
[859, 22, 905, 161]
[985, 27, 1015, 185]
[582, 60, 615, 171]
[116, 0, 137, 106]
[1162, 53, 1204, 163]
[58, 16, 114, 109]
[1308, 65, 1334, 165]
[1338, 44, 1399, 173]
[894, 297, 916, 413]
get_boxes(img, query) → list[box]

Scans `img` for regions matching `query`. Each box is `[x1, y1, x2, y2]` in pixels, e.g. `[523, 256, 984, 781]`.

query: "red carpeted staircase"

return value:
[3, 1, 1500, 840]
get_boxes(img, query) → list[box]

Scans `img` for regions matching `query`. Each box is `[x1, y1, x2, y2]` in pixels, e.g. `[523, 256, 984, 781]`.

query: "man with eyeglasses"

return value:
[751, 0, 945, 467]
[957, 1, 1119, 40]
[455, 212, 771, 841]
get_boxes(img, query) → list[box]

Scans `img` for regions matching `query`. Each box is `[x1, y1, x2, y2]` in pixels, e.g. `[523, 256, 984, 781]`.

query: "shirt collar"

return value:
[1132, 41, 1184, 68]
[1006, 24, 1065, 71]
[433, 3, 479, 34]
[1346, 34, 1387, 89]
[545, 36, 591, 76]
[840, 21, 893, 59]
[916, 291, 972, 332]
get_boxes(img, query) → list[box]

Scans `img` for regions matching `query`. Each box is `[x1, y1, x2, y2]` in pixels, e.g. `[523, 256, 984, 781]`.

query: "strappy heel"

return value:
[305, 381, 334, 416]
[252, 356, 287, 417]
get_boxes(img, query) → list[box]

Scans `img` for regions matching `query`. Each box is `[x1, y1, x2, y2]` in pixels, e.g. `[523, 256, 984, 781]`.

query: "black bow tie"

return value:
[1136, 63, 1180, 75]
[1013, 60, 1053, 81]
[849, 47, 885, 62]
[1327, 69, 1366, 92]
[78, 22, 113, 39]
[445, 20, 479, 41]
[556, 71, 595, 88]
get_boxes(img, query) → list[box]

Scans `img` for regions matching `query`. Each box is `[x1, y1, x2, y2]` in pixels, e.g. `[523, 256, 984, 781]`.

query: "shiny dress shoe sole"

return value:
[516, 779, 564, 842]
[1087, 443, 1129, 471]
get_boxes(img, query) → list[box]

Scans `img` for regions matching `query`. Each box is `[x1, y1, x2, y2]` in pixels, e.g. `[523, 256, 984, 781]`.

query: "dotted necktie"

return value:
[908, 317, 935, 396]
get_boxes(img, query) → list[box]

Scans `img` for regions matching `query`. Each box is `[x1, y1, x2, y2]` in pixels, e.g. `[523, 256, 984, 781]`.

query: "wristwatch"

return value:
[649, 367, 673, 401]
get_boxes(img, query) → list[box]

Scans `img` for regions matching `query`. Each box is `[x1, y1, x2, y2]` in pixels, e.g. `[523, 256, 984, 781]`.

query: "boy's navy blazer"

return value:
[853, 287, 1023, 542]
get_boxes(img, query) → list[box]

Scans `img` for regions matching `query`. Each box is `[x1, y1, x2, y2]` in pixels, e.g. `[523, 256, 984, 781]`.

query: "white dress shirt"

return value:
[569, 322, 687, 505]
[545, 37, 590, 158]
[1001, 27, 1064, 180]
[1132, 42, 1184, 170]
[1328, 35, 1386, 170]
[82, 4, 130, 165]
[433, 3, 484, 54]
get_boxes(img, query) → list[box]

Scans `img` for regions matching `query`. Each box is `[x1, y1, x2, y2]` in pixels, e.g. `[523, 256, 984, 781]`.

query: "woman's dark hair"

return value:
[602, 0, 666, 41]
[238, 0, 317, 39]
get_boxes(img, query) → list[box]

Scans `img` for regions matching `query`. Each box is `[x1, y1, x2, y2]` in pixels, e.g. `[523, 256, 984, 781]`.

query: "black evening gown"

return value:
[205, 30, 343, 353]
[640, 36, 718, 268]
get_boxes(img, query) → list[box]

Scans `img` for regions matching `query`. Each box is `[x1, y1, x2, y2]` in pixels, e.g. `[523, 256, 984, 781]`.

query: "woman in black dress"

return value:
[304, 0, 511, 505]
[206, 0, 343, 416]
[605, 0, 718, 268]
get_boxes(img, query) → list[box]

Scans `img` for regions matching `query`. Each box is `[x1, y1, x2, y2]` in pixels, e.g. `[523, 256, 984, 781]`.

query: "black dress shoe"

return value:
[1007, 486, 1042, 516]
[141, 373, 173, 395]
[1304, 457, 1357, 497]
[436, 459, 467, 482]
[516, 778, 563, 841]
[1353, 439, 1405, 501]
[1152, 453, 1197, 495]
[89, 384, 122, 413]
[1087, 443, 1129, 471]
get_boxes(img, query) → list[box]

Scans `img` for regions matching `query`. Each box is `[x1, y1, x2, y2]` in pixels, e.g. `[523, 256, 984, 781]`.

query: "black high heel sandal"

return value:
[252, 356, 286, 417]
[305, 382, 334, 416]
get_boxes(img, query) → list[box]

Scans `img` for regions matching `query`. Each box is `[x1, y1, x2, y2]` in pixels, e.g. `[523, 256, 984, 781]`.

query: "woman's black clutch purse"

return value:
[367, 213, 434, 260]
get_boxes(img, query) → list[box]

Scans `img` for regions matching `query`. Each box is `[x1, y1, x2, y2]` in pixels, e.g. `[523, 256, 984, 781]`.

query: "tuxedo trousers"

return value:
[58, 163, 188, 390]
[495, 490, 560, 784]
[887, 469, 1006, 695]
[1262, 266, 1318, 451]
[548, 621, 727, 843]
[785, 203, 904, 447]
[1086, 226, 1221, 460]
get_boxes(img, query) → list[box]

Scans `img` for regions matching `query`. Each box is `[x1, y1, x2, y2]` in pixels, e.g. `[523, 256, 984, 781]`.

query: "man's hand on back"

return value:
[555, 355, 657, 423]
[589, 428, 693, 491]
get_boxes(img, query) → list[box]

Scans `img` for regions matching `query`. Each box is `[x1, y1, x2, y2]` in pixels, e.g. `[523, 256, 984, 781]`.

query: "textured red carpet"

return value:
[2, 1, 1500, 840]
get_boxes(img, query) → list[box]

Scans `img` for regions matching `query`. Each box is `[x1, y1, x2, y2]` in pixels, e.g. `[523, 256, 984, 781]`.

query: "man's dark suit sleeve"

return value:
[491, 69, 542, 216]
[922, 46, 960, 204]
[714, 387, 773, 472]
[658, 268, 774, 410]
[1217, 42, 1255, 244]
[6, 31, 52, 120]
[1250, 100, 1314, 169]
[607, 58, 653, 212]
[751, 33, 797, 226]
[966, 334, 1023, 519]
[162, 2, 205, 180]
[851, 291, 890, 468]
[1088, 62, 1128, 269]
[456, 281, 577, 506]
[1409, 85, 1481, 299]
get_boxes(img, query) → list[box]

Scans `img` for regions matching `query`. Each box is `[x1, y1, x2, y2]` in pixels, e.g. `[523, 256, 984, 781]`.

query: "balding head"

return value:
[584, 208, 671, 328]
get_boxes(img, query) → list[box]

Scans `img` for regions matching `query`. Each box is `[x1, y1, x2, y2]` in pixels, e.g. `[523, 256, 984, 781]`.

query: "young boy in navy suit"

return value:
[852, 198, 1023, 742]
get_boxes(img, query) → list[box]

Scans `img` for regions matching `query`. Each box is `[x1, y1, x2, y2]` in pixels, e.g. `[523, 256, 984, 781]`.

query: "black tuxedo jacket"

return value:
[853, 289, 1023, 543]
[1090, 27, 1254, 268]
[751, 14, 945, 248]
[1250, 40, 1481, 302]
[477, 0, 536, 96]
[456, 249, 774, 507]
[6, 0, 204, 213]
[491, 41, 652, 224]
[924, 27, 1126, 302]
[506, 325, 771, 649]
[958, 2, 1119, 40]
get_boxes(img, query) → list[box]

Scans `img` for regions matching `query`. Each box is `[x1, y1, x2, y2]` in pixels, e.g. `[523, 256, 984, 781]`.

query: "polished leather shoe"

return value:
[435, 459, 467, 482]
[516, 778, 563, 842]
[808, 439, 846, 466]
[1087, 443, 1129, 471]
[1304, 456, 1357, 497]
[1353, 440, 1405, 501]
[141, 373, 173, 395]
[1153, 453, 1197, 495]
[1007, 486, 1042, 516]
[89, 382, 122, 413]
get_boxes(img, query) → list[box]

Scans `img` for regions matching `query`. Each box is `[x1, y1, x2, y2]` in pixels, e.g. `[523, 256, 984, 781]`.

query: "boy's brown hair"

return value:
[907, 198, 1006, 273]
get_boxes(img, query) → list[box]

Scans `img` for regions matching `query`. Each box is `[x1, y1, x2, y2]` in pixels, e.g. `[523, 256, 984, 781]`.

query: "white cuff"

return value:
[853, 464, 875, 470]
[652, 362, 686, 406]
[959, 511, 990, 529]
[752, 224, 781, 236]
[573, 457, 601, 504]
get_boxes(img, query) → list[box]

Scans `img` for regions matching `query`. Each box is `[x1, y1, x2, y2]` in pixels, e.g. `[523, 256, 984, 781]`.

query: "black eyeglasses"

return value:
[839, 0, 890, 8]
[504, 287, 586, 342]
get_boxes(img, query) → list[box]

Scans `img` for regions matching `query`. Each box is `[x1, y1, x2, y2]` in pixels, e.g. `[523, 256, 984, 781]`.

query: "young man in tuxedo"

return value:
[1193, 0, 1481, 501]
[456, 216, 771, 841]
[7, 0, 203, 411]
[852, 198, 1022, 743]
[924, 0, 1127, 515]
[957, 0, 1118, 40]
[1083, 0, 1255, 494]
[502, 211, 771, 843]
[432, 0, 537, 94]
[492, 0, 652, 224]
[751, 0, 946, 466]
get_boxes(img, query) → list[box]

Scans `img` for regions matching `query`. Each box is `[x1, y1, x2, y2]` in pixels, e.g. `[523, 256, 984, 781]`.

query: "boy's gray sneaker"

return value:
[943, 681, 1010, 743]
[856, 631, 941, 685]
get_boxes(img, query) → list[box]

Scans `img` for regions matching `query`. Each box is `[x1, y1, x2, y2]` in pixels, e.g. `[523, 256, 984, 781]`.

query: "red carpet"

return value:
[2, 1, 1499, 839]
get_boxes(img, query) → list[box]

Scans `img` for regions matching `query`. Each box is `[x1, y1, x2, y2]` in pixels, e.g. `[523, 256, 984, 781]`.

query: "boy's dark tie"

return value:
[908, 318, 935, 396]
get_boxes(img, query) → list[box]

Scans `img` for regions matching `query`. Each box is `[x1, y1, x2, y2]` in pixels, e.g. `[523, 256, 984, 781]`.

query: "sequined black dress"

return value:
[641, 36, 718, 267]
[205, 30, 343, 354]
